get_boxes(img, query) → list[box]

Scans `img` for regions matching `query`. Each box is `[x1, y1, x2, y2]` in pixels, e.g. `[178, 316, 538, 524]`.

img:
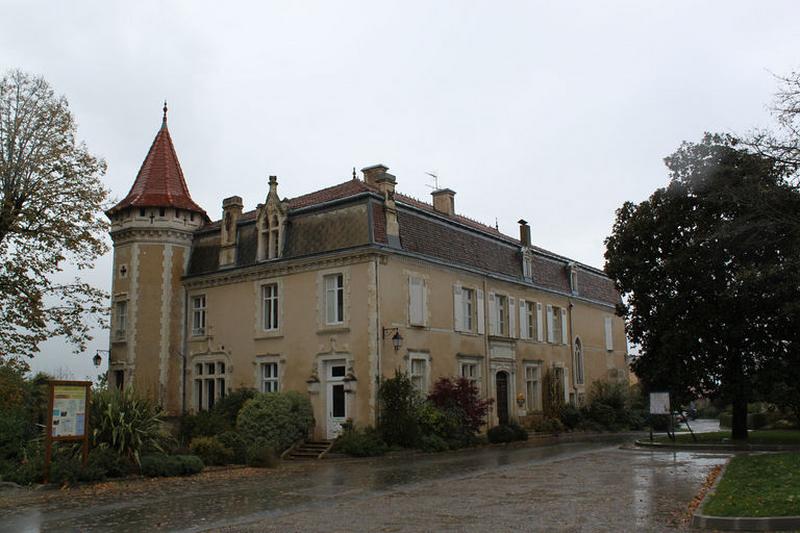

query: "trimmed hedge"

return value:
[140, 455, 204, 477]
[333, 427, 388, 457]
[189, 436, 233, 466]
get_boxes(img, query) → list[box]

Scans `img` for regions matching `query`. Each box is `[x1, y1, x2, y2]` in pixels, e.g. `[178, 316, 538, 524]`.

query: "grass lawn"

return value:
[703, 453, 800, 517]
[654, 430, 800, 445]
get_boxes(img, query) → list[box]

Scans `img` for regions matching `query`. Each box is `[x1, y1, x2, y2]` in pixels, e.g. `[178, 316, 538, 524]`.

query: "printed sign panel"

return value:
[51, 385, 87, 437]
[649, 392, 670, 415]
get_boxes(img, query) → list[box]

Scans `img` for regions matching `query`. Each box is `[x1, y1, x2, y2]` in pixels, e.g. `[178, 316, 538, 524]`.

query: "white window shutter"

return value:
[477, 289, 485, 334]
[409, 277, 424, 326]
[488, 293, 497, 336]
[546, 304, 554, 343]
[605, 316, 614, 351]
[519, 300, 528, 340]
[536, 302, 544, 342]
[509, 297, 516, 338]
[421, 278, 428, 326]
[453, 284, 463, 332]
[561, 307, 568, 345]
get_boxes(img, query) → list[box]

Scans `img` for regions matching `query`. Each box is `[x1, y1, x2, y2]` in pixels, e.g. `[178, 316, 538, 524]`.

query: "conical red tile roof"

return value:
[108, 108, 207, 219]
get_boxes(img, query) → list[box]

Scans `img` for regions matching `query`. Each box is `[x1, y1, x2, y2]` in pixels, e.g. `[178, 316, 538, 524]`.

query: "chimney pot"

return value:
[361, 164, 388, 186]
[431, 188, 456, 216]
[518, 219, 531, 247]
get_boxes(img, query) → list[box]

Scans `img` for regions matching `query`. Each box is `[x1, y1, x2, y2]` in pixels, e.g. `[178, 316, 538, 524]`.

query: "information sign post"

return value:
[44, 380, 92, 483]
[649, 392, 671, 442]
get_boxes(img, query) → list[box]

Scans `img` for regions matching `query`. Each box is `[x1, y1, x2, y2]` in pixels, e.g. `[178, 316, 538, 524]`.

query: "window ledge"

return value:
[254, 331, 283, 340]
[317, 326, 350, 335]
[189, 335, 208, 342]
[111, 337, 127, 345]
[455, 330, 481, 337]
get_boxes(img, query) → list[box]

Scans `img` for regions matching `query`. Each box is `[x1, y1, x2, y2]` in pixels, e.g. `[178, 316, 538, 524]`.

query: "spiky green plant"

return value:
[90, 387, 169, 466]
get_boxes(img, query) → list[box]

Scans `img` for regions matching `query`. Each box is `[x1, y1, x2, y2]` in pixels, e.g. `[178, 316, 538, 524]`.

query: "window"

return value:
[113, 370, 124, 391]
[261, 284, 279, 331]
[462, 288, 474, 331]
[551, 306, 562, 343]
[574, 338, 585, 385]
[569, 266, 579, 294]
[325, 274, 344, 325]
[159, 207, 166, 217]
[260, 362, 279, 392]
[139, 207, 146, 217]
[525, 365, 541, 411]
[459, 361, 480, 389]
[192, 295, 206, 336]
[114, 301, 127, 340]
[409, 355, 429, 393]
[194, 361, 226, 411]
[520, 300, 536, 340]
[409, 276, 426, 326]
[547, 305, 569, 345]
[604, 316, 614, 351]
[523, 254, 533, 280]
[496, 295, 508, 336]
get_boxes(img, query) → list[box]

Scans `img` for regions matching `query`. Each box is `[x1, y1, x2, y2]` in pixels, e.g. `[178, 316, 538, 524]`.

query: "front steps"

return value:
[286, 440, 333, 460]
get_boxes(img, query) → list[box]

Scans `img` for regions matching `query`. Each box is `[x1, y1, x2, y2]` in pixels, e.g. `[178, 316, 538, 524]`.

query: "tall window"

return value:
[523, 254, 533, 279]
[325, 274, 344, 325]
[194, 361, 226, 411]
[574, 338, 585, 385]
[114, 301, 127, 340]
[551, 306, 562, 343]
[192, 295, 206, 336]
[260, 362, 279, 392]
[462, 288, 474, 332]
[604, 316, 614, 351]
[525, 365, 541, 411]
[496, 295, 508, 336]
[409, 355, 428, 393]
[525, 301, 535, 339]
[261, 284, 279, 331]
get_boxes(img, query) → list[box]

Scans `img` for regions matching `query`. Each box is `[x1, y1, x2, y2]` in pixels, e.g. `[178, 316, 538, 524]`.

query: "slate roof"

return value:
[186, 177, 620, 306]
[107, 111, 208, 219]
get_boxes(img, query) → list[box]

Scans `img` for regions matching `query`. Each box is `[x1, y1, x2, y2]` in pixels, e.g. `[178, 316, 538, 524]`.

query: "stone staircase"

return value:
[285, 440, 333, 460]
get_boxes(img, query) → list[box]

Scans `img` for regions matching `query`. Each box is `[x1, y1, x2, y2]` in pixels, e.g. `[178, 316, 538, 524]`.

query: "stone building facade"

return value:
[106, 109, 629, 439]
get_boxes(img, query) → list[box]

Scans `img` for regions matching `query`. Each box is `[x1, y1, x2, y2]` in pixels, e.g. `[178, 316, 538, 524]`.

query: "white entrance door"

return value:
[326, 360, 347, 439]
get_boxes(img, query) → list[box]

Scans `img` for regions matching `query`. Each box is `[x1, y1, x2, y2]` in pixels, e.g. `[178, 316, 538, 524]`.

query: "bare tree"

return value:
[0, 69, 109, 363]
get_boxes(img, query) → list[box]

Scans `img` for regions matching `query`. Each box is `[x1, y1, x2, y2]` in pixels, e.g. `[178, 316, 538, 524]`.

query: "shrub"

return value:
[532, 417, 565, 434]
[418, 434, 450, 452]
[246, 441, 278, 468]
[560, 404, 582, 430]
[378, 371, 421, 448]
[333, 426, 388, 457]
[416, 401, 460, 443]
[140, 455, 204, 477]
[217, 431, 248, 464]
[428, 377, 492, 439]
[509, 422, 529, 441]
[91, 387, 169, 466]
[237, 391, 314, 452]
[178, 411, 228, 442]
[213, 388, 258, 427]
[87, 446, 132, 478]
[0, 407, 32, 461]
[487, 425, 517, 443]
[189, 436, 234, 466]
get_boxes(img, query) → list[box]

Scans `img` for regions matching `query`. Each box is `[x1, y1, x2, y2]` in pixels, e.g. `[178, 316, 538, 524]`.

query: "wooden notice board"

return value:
[45, 380, 92, 482]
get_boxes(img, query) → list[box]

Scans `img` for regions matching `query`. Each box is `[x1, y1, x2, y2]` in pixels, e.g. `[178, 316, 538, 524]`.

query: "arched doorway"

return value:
[496, 371, 510, 425]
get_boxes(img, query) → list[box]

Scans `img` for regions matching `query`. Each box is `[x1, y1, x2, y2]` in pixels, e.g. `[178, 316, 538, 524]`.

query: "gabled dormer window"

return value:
[568, 263, 578, 294]
[256, 177, 288, 262]
[522, 250, 533, 280]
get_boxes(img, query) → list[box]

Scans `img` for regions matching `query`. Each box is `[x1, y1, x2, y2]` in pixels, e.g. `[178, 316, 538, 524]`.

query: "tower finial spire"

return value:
[162, 100, 168, 127]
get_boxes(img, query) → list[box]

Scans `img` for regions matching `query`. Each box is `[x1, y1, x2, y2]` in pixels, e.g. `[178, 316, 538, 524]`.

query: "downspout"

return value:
[374, 255, 381, 426]
[181, 287, 188, 415]
[482, 277, 492, 424]
[568, 298, 576, 402]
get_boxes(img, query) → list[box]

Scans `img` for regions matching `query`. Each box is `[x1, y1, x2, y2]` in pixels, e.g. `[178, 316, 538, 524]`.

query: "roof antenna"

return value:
[352, 167, 357, 180]
[162, 100, 168, 127]
[425, 171, 440, 191]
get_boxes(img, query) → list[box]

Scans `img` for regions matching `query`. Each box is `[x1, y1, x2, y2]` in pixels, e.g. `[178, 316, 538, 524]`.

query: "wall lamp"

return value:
[382, 327, 404, 351]
[94, 349, 110, 367]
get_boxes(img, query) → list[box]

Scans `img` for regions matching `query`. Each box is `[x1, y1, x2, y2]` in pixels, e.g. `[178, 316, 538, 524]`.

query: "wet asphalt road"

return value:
[0, 431, 729, 533]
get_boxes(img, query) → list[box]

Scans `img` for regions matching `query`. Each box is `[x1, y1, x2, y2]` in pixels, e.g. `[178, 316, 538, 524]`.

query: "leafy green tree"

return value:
[605, 134, 800, 440]
[0, 69, 109, 362]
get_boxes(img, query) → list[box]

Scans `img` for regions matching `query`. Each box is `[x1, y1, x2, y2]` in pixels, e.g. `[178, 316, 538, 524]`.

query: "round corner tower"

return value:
[105, 104, 208, 415]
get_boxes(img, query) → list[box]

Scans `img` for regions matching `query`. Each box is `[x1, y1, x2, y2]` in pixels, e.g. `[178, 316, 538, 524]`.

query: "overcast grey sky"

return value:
[3, 0, 798, 379]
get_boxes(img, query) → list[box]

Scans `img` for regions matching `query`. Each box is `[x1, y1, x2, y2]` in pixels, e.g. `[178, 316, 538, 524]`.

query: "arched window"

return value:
[257, 209, 284, 261]
[574, 337, 585, 386]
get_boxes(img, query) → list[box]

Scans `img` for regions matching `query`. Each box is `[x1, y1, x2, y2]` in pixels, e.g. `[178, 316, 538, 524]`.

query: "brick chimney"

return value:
[361, 164, 389, 187]
[518, 219, 531, 247]
[219, 195, 243, 267]
[431, 189, 456, 217]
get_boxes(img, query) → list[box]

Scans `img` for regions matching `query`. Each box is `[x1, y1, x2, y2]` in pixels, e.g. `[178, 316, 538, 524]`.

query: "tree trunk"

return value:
[731, 397, 748, 440]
